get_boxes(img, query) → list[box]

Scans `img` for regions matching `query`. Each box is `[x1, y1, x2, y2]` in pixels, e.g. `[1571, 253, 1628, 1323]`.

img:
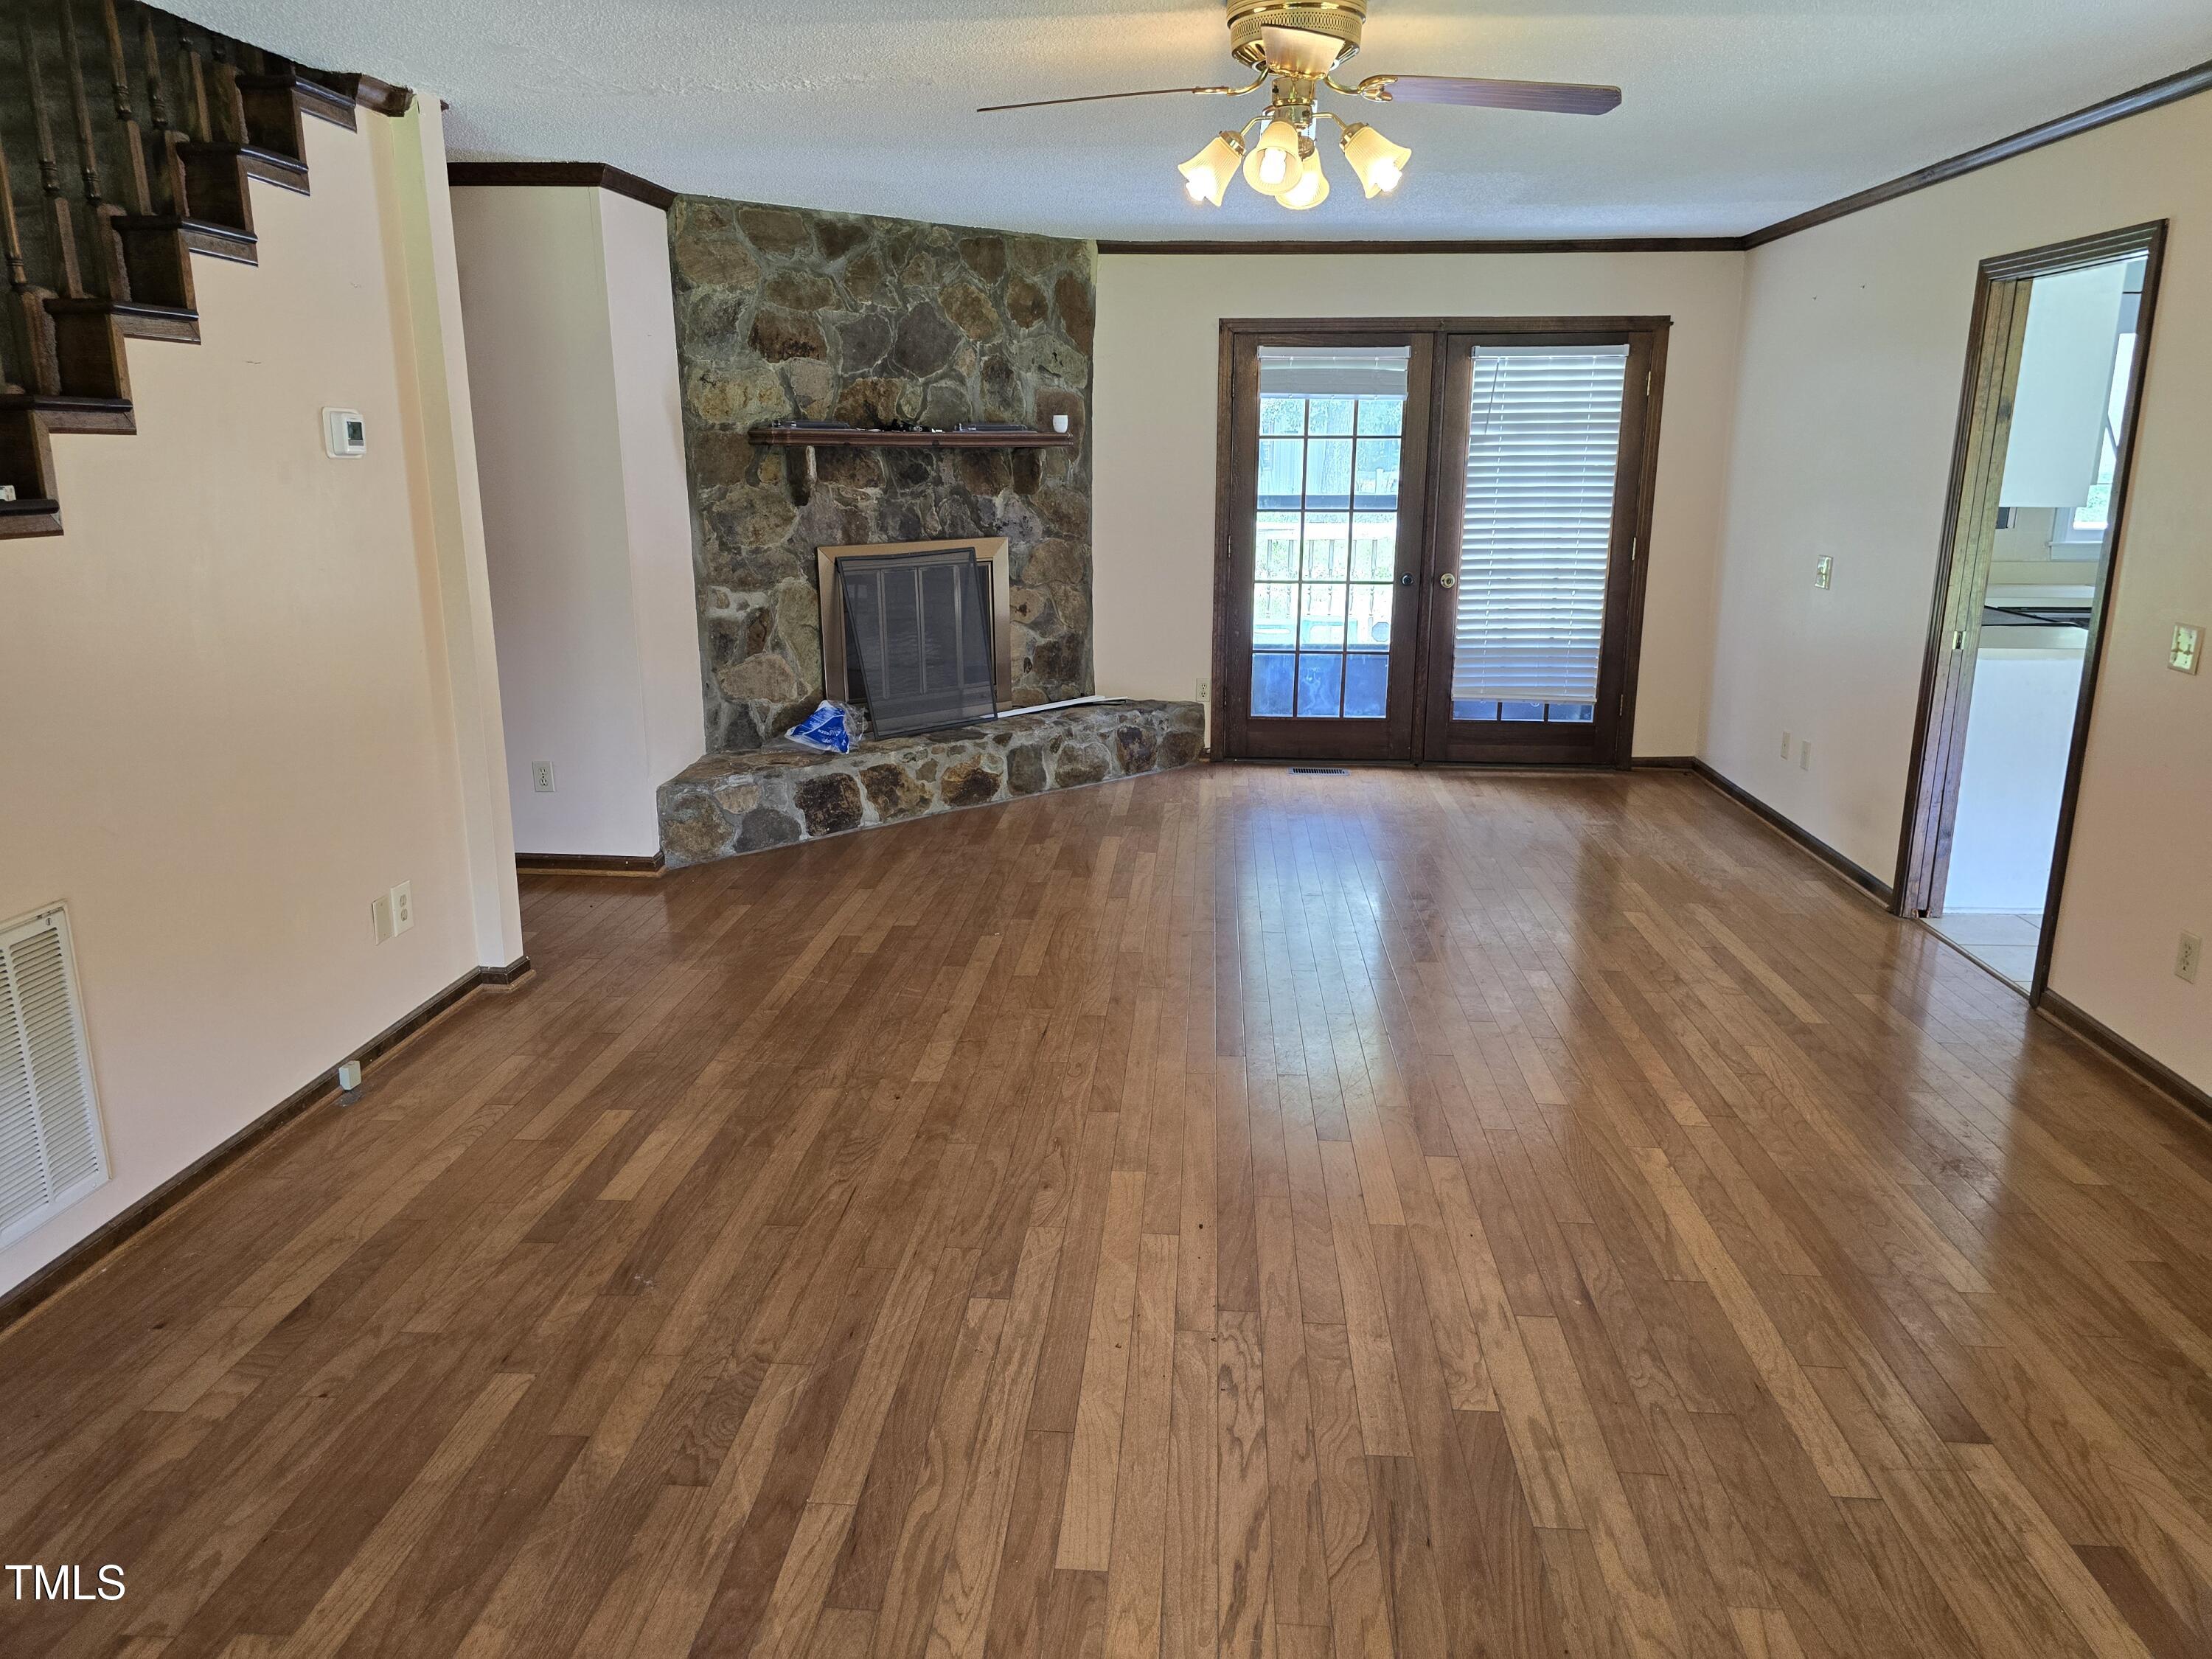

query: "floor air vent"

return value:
[1289, 767, 1351, 775]
[0, 907, 108, 1250]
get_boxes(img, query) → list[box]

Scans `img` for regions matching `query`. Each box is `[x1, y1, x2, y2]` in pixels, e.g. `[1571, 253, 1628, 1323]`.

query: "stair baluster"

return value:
[55, 0, 133, 302]
[15, 7, 86, 299]
[0, 120, 63, 397]
[97, 0, 150, 215]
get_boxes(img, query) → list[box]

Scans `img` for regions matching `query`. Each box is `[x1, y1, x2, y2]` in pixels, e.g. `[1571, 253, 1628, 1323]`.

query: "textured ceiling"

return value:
[175, 0, 2212, 240]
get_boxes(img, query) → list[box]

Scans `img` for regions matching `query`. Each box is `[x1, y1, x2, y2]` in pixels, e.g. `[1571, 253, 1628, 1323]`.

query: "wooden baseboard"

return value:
[2039, 990, 2212, 1129]
[1629, 755, 1700, 769]
[516, 851, 667, 878]
[1682, 759, 1896, 905]
[0, 954, 529, 1335]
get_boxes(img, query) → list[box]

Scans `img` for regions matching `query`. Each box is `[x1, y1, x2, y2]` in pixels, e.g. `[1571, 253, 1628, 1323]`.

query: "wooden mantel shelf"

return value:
[751, 425, 1075, 503]
[749, 425, 1074, 450]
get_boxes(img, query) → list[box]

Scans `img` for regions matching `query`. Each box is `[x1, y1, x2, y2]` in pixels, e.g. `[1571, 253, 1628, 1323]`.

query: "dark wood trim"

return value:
[1099, 237, 1741, 256]
[1688, 760, 1893, 905]
[1220, 314, 1674, 336]
[1890, 223, 2167, 1008]
[2039, 990, 2212, 1130]
[301, 71, 415, 119]
[516, 851, 667, 878]
[446, 161, 678, 212]
[0, 956, 528, 1336]
[1628, 755, 1699, 769]
[1893, 260, 2031, 914]
[1742, 60, 2212, 248]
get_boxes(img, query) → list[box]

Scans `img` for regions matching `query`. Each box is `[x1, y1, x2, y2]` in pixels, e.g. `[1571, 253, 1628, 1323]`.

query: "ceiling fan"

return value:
[978, 0, 1621, 211]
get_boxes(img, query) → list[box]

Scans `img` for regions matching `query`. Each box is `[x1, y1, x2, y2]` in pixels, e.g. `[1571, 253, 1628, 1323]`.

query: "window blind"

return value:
[1453, 344, 1629, 706]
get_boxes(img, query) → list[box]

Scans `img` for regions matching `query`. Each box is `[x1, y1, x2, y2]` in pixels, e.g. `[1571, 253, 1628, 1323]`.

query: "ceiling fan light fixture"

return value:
[1242, 117, 1305, 196]
[1178, 131, 1245, 205]
[1340, 121, 1411, 196]
[1278, 145, 1330, 209]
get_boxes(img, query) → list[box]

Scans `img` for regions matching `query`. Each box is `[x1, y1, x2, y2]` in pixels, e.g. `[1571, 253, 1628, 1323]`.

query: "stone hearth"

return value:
[658, 700, 1203, 868]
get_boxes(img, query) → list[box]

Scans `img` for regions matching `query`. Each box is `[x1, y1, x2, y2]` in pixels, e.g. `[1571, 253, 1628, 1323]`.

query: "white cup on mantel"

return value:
[1051, 414, 1071, 434]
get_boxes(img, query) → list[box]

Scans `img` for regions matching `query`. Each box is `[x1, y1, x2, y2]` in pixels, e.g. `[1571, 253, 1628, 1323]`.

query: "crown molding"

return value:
[1741, 55, 2212, 247]
[1096, 237, 1739, 255]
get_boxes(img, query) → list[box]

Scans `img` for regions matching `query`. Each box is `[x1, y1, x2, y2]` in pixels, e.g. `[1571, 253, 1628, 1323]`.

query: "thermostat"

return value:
[323, 407, 366, 458]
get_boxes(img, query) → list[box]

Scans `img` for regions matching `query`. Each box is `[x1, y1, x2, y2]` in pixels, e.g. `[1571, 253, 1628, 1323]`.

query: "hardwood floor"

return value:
[5, 765, 2212, 1659]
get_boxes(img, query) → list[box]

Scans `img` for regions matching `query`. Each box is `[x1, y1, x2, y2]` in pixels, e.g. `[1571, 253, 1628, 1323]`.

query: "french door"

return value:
[1215, 318, 1666, 766]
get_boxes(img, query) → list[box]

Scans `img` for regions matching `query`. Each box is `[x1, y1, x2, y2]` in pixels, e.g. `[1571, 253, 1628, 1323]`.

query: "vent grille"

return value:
[0, 908, 108, 1250]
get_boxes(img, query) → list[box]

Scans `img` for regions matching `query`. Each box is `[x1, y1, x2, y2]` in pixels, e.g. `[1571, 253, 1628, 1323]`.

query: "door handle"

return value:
[1399, 574, 1413, 588]
[1439, 572, 1458, 588]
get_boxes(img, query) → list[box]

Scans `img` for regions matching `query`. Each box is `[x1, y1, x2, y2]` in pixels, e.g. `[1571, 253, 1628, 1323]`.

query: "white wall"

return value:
[1708, 91, 2212, 1092]
[1091, 251, 1748, 757]
[453, 186, 702, 858]
[1944, 650, 2083, 912]
[0, 104, 517, 1297]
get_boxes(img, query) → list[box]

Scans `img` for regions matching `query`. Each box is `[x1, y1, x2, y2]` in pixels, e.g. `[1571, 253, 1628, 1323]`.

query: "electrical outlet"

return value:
[1781, 730, 1792, 759]
[371, 893, 395, 945]
[390, 882, 414, 936]
[1814, 556, 1833, 590]
[2173, 624, 2203, 675]
[2180, 932, 2204, 984]
[1197, 677, 1209, 703]
[1799, 739, 1812, 771]
[532, 761, 556, 793]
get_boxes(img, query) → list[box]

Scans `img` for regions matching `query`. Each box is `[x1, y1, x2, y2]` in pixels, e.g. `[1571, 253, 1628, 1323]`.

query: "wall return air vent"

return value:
[0, 907, 108, 1251]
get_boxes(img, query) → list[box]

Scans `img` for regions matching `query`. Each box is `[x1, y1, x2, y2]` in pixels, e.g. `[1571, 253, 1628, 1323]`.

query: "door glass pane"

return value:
[1343, 653, 1389, 718]
[1296, 653, 1343, 717]
[1451, 344, 1629, 713]
[1251, 344, 1411, 721]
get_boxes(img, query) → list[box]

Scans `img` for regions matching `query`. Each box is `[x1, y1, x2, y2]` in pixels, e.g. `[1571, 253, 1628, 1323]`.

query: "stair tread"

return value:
[182, 139, 309, 175]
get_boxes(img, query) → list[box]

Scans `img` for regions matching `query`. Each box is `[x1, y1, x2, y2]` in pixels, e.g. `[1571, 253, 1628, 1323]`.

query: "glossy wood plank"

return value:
[7, 768, 2212, 1658]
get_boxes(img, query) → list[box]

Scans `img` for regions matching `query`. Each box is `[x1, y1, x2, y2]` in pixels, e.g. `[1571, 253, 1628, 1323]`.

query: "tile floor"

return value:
[1923, 908, 2043, 990]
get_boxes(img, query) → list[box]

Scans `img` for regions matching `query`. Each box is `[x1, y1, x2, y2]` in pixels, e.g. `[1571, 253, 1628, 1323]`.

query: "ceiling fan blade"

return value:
[1357, 74, 1621, 115]
[978, 85, 1251, 113]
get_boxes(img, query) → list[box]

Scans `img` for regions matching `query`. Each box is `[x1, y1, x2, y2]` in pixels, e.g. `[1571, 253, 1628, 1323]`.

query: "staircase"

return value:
[0, 0, 407, 536]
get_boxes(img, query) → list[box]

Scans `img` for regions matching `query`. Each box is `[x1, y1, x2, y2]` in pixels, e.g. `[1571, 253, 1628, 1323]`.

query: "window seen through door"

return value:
[1251, 345, 1408, 720]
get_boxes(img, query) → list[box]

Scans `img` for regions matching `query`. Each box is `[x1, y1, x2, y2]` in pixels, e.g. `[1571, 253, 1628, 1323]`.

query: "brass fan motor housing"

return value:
[1225, 0, 1368, 72]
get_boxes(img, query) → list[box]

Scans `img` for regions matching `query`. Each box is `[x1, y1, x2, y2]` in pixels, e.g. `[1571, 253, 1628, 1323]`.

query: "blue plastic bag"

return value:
[784, 700, 862, 755]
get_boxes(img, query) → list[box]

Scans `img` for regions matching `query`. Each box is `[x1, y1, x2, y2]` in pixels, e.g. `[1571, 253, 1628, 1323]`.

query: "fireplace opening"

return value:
[818, 540, 1013, 734]
[832, 545, 1001, 737]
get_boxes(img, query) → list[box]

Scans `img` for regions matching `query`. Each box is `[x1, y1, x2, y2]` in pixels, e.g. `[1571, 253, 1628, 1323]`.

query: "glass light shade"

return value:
[1178, 132, 1243, 206]
[1242, 119, 1305, 197]
[1278, 148, 1329, 210]
[1340, 122, 1412, 197]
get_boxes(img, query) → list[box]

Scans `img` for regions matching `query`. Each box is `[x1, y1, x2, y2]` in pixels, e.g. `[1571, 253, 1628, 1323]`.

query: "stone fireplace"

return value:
[668, 195, 1096, 754]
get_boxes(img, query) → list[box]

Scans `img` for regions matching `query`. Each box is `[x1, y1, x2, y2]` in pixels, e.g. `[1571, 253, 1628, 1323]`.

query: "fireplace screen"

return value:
[835, 546, 1000, 737]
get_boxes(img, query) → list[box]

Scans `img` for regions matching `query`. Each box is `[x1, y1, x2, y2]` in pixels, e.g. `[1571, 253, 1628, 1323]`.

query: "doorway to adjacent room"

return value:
[1897, 224, 2164, 995]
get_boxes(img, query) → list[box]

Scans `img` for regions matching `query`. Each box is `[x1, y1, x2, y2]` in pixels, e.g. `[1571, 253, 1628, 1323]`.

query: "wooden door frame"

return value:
[1211, 324, 1438, 762]
[1209, 314, 1672, 768]
[1891, 221, 2167, 1003]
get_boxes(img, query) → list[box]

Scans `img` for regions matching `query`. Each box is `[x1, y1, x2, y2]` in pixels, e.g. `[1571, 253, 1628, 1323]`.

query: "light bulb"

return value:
[1339, 122, 1413, 198]
[1279, 147, 1329, 210]
[1178, 132, 1244, 206]
[1241, 119, 1304, 198]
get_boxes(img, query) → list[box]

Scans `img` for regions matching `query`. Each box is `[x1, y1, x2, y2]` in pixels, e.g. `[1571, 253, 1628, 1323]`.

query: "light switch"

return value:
[2172, 624, 2202, 675]
[1814, 557, 1833, 590]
